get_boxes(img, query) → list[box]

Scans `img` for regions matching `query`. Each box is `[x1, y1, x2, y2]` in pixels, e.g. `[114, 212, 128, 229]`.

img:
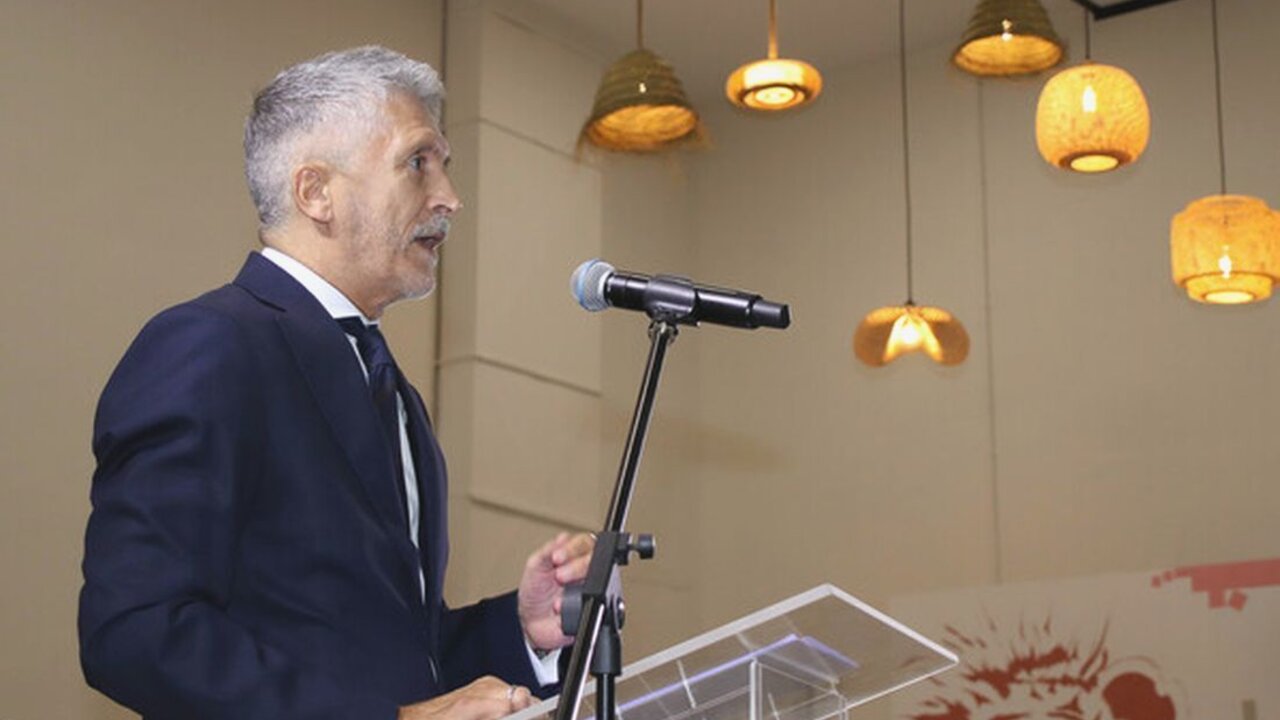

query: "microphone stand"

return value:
[555, 318, 676, 720]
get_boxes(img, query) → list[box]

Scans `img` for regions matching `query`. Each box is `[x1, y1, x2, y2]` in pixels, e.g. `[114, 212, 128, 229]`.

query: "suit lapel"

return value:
[233, 253, 420, 582]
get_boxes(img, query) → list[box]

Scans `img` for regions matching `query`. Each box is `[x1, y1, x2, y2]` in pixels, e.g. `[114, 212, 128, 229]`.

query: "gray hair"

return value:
[244, 46, 445, 229]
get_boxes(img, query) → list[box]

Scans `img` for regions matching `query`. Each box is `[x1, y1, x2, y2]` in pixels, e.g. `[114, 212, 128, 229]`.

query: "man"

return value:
[79, 46, 591, 720]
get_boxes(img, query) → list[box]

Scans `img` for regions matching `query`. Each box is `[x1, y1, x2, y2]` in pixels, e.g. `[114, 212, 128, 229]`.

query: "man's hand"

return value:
[399, 677, 535, 720]
[518, 532, 595, 651]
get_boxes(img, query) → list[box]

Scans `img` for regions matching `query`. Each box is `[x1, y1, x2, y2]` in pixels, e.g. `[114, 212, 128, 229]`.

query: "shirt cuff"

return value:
[524, 639, 562, 686]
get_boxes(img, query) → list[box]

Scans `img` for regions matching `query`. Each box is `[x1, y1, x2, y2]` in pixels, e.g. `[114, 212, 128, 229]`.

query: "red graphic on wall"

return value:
[1151, 558, 1280, 611]
[903, 616, 1179, 720]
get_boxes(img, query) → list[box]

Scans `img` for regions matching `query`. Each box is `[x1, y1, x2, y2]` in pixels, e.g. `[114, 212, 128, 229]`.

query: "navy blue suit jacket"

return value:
[80, 253, 543, 719]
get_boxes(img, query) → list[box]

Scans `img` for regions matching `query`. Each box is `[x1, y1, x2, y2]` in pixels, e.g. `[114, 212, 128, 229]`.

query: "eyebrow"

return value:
[408, 135, 451, 166]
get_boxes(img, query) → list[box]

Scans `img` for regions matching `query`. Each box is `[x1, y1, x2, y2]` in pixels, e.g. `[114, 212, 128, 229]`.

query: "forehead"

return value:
[375, 91, 449, 158]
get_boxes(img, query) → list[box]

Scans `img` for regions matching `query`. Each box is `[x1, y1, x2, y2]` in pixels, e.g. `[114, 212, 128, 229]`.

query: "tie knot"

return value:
[337, 317, 396, 375]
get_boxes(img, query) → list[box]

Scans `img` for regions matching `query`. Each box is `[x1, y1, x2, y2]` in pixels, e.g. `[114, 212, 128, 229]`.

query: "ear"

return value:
[292, 163, 334, 224]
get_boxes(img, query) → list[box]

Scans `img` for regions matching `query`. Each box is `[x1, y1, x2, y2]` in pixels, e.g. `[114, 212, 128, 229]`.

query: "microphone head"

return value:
[571, 258, 614, 312]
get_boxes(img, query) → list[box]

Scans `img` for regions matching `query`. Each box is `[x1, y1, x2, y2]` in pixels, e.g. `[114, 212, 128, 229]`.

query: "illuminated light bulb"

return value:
[1205, 249, 1254, 302]
[1081, 85, 1097, 113]
[884, 311, 945, 363]
[889, 311, 926, 350]
[638, 81, 647, 94]
[1205, 289, 1255, 304]
[1001, 19, 1014, 42]
[1070, 154, 1119, 172]
[754, 85, 797, 107]
[1209, 250, 1252, 301]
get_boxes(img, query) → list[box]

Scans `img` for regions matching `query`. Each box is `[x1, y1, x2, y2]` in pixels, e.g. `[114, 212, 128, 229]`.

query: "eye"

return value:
[409, 154, 427, 172]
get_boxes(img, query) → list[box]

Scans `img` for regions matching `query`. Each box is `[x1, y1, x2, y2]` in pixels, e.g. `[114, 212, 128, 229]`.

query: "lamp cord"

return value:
[1211, 0, 1227, 195]
[1083, 7, 1092, 60]
[768, 0, 779, 59]
[898, 0, 914, 304]
[637, 0, 644, 49]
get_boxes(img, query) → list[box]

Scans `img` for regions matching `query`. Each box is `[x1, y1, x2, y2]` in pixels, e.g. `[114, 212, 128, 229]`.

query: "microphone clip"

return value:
[641, 275, 699, 325]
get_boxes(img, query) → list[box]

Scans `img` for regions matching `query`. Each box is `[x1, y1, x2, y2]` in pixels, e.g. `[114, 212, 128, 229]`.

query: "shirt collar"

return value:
[260, 247, 375, 326]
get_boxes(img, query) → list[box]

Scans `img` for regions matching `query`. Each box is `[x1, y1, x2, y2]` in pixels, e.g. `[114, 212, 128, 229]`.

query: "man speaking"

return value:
[79, 46, 591, 720]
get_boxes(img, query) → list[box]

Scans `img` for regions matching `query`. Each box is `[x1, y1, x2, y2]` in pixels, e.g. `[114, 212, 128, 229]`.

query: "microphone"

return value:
[571, 259, 790, 330]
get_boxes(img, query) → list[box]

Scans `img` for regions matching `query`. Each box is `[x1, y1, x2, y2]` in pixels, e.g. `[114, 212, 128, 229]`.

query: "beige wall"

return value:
[0, 1, 443, 717]
[687, 0, 1280, 647]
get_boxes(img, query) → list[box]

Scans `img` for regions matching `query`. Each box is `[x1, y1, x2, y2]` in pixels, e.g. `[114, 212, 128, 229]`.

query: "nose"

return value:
[432, 171, 462, 216]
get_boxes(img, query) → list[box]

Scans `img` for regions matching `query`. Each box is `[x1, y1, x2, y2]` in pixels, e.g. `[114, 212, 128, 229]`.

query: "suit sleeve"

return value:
[79, 304, 399, 720]
[439, 592, 560, 699]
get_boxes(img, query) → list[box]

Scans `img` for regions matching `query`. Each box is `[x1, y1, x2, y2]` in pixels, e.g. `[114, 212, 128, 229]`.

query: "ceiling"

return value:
[521, 0, 1006, 106]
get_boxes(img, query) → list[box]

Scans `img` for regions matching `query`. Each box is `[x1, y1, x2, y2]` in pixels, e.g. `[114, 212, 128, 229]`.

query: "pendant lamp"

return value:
[1172, 197, 1280, 304]
[855, 303, 969, 367]
[954, 0, 1064, 77]
[580, 0, 701, 153]
[726, 0, 823, 111]
[1035, 10, 1149, 173]
[1170, 0, 1280, 305]
[855, 0, 969, 368]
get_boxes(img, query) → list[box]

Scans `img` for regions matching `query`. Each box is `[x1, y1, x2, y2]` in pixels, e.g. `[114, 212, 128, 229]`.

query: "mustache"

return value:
[413, 216, 451, 240]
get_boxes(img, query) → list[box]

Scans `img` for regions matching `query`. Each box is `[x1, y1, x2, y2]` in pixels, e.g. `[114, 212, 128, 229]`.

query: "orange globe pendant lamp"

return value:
[1036, 62, 1149, 172]
[726, 0, 823, 111]
[1172, 196, 1280, 304]
[1170, 0, 1280, 305]
[1035, 12, 1149, 173]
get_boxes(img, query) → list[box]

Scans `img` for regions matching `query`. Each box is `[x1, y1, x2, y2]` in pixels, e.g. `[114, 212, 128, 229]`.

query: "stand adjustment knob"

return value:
[630, 534, 656, 560]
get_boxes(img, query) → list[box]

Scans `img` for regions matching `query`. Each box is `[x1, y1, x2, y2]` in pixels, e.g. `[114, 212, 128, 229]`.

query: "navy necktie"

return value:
[337, 317, 407, 519]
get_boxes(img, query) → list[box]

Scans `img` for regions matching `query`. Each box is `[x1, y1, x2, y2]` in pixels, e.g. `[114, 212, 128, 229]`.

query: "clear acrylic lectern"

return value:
[508, 584, 957, 720]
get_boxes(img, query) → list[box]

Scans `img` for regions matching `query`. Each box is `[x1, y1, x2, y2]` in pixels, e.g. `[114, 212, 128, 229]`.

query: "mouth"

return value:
[412, 232, 445, 250]
[411, 217, 451, 256]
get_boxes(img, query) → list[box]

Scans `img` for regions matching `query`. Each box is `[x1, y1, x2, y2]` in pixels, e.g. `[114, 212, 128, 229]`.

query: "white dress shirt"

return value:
[260, 248, 559, 685]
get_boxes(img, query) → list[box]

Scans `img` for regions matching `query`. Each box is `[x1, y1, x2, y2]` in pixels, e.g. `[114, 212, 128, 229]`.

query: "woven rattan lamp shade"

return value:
[854, 304, 970, 367]
[1171, 195, 1280, 304]
[953, 0, 1064, 76]
[1036, 62, 1149, 173]
[580, 48, 700, 153]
